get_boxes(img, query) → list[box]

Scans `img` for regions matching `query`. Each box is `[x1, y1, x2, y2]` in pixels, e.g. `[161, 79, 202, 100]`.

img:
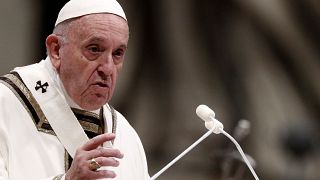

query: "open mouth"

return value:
[94, 82, 108, 87]
[92, 81, 110, 88]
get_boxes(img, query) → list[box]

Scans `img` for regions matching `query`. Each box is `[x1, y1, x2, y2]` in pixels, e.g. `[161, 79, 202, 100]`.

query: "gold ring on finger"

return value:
[88, 158, 101, 171]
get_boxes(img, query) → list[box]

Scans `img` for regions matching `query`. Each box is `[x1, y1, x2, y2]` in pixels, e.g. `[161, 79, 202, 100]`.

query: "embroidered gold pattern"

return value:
[0, 80, 34, 120]
[53, 174, 64, 180]
[71, 108, 105, 134]
[1, 74, 55, 135]
[110, 106, 117, 144]
[64, 151, 70, 172]
[79, 120, 100, 133]
[71, 108, 100, 119]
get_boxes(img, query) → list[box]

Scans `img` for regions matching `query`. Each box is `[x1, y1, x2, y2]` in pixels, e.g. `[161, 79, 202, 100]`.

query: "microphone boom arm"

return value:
[150, 128, 215, 180]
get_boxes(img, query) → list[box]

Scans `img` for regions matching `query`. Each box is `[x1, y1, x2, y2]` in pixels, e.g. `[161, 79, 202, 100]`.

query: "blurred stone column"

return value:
[0, 0, 40, 75]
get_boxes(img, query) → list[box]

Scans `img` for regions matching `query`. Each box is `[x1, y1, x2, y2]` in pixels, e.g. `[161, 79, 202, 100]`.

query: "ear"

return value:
[46, 34, 61, 71]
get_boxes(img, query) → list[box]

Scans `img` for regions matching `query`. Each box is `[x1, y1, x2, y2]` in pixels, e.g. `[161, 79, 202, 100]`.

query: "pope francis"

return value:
[0, 0, 150, 179]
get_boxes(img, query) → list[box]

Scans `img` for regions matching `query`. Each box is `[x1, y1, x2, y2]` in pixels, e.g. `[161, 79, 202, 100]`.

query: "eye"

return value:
[87, 45, 101, 53]
[113, 49, 125, 58]
[83, 44, 105, 60]
[112, 49, 125, 64]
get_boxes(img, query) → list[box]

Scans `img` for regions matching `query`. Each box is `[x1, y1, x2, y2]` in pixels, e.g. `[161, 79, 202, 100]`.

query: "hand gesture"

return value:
[65, 133, 123, 180]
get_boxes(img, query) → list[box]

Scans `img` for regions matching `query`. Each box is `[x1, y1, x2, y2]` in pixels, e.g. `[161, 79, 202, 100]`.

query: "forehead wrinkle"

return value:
[85, 35, 128, 51]
[66, 14, 129, 47]
[87, 36, 107, 42]
[83, 36, 109, 47]
[80, 14, 128, 34]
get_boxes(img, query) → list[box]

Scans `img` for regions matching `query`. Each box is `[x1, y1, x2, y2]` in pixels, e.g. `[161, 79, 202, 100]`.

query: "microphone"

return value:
[196, 104, 223, 134]
[196, 104, 259, 180]
[150, 105, 259, 180]
[195, 104, 215, 121]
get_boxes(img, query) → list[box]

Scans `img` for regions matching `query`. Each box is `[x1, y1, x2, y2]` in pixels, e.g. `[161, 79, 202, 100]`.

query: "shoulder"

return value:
[0, 81, 29, 126]
[0, 82, 17, 102]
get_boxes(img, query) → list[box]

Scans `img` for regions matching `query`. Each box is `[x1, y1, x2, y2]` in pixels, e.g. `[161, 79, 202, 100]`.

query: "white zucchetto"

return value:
[55, 0, 127, 26]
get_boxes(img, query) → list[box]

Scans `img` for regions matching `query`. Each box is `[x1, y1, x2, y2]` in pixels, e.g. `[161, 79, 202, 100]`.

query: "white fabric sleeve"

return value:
[0, 151, 9, 180]
[0, 85, 9, 180]
[135, 131, 150, 179]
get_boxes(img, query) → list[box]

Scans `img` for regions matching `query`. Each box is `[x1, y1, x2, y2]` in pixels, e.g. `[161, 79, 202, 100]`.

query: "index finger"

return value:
[82, 133, 115, 151]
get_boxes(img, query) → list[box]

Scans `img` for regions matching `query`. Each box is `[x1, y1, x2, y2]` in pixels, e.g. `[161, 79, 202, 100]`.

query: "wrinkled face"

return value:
[48, 14, 129, 110]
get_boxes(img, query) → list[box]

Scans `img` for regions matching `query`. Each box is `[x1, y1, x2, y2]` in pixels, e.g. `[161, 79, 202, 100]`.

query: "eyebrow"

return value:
[87, 36, 105, 43]
[119, 44, 128, 50]
[85, 36, 128, 49]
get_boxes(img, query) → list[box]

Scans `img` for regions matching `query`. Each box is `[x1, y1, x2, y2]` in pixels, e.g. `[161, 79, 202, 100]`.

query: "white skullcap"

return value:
[55, 0, 127, 26]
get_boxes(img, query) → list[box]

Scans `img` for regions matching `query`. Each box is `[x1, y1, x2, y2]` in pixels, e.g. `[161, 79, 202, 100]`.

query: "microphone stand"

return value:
[221, 119, 253, 180]
[150, 129, 215, 180]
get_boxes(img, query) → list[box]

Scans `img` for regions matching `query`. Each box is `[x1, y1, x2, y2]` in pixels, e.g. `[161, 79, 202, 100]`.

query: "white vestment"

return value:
[0, 58, 149, 180]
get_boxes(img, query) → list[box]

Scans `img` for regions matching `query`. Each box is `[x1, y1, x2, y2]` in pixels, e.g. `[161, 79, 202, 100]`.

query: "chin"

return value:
[81, 103, 104, 111]
[88, 100, 108, 110]
[78, 93, 109, 111]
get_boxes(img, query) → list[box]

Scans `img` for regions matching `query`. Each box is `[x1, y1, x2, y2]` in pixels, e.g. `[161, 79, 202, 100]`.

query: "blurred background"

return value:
[1, 0, 320, 179]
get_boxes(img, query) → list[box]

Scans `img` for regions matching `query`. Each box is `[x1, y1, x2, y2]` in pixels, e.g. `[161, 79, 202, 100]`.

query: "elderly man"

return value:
[0, 0, 149, 179]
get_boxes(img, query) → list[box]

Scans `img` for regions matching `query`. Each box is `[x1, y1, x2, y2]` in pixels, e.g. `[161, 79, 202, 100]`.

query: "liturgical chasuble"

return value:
[0, 58, 150, 180]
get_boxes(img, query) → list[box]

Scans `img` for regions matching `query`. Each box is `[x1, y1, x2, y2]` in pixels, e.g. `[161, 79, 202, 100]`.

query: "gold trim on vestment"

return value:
[71, 108, 100, 119]
[1, 74, 55, 135]
[110, 106, 118, 140]
[52, 174, 64, 180]
[0, 80, 34, 121]
[79, 120, 101, 133]
[71, 108, 104, 134]
[64, 151, 70, 172]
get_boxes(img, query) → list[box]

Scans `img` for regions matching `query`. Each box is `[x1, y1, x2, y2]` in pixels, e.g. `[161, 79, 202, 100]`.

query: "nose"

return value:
[97, 54, 114, 80]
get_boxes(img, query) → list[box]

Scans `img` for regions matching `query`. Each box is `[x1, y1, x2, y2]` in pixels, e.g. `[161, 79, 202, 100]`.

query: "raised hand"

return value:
[65, 133, 123, 180]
